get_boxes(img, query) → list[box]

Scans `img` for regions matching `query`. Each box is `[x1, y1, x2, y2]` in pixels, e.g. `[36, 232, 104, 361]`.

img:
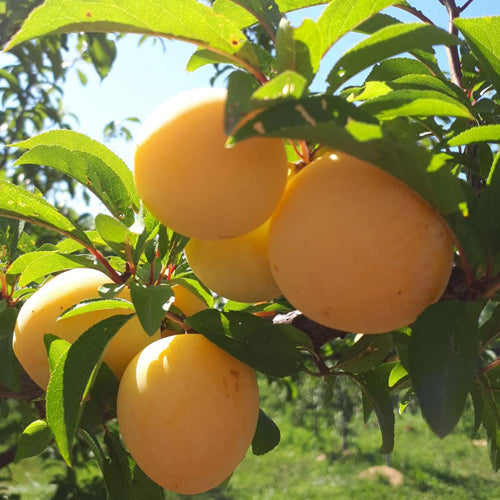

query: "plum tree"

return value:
[117, 334, 259, 495]
[185, 220, 281, 303]
[13, 268, 160, 389]
[268, 152, 455, 334]
[133, 87, 288, 240]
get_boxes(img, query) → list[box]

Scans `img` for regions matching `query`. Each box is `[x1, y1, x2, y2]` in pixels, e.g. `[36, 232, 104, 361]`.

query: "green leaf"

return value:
[18, 252, 100, 287]
[409, 301, 484, 438]
[15, 146, 135, 224]
[337, 334, 393, 373]
[455, 17, 500, 95]
[225, 70, 260, 134]
[185, 310, 312, 377]
[95, 214, 137, 258]
[103, 430, 164, 500]
[252, 409, 280, 455]
[213, 0, 326, 30]
[46, 314, 133, 466]
[230, 0, 282, 38]
[448, 125, 500, 147]
[366, 57, 434, 81]
[480, 300, 500, 348]
[5, 0, 259, 75]
[8, 251, 57, 276]
[388, 362, 408, 388]
[59, 298, 134, 320]
[356, 364, 395, 454]
[478, 381, 500, 471]
[44, 334, 71, 374]
[13, 130, 138, 208]
[251, 70, 307, 107]
[0, 218, 23, 265]
[129, 282, 173, 337]
[213, 0, 258, 29]
[187, 49, 238, 72]
[276, 17, 322, 81]
[316, 0, 401, 56]
[230, 95, 469, 216]
[360, 89, 473, 120]
[0, 307, 21, 391]
[327, 23, 460, 91]
[473, 152, 500, 257]
[391, 74, 468, 103]
[0, 181, 90, 245]
[86, 33, 117, 79]
[15, 420, 53, 462]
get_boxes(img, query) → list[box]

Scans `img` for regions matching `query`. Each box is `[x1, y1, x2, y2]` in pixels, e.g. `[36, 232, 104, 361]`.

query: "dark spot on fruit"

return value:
[223, 378, 230, 397]
[398, 290, 402, 295]
[230, 370, 240, 391]
[230, 37, 240, 46]
[85, 11, 92, 18]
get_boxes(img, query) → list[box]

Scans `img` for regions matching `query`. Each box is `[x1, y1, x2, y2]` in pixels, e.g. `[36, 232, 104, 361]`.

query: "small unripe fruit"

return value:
[13, 268, 160, 389]
[268, 152, 454, 334]
[117, 334, 259, 494]
[133, 88, 288, 240]
[185, 221, 281, 303]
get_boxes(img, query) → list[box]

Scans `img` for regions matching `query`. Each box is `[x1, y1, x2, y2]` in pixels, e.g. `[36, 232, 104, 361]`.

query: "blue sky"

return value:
[60, 1, 499, 170]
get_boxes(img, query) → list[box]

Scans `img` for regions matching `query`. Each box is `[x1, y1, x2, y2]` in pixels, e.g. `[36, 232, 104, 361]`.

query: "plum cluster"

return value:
[12, 88, 454, 496]
[135, 88, 454, 334]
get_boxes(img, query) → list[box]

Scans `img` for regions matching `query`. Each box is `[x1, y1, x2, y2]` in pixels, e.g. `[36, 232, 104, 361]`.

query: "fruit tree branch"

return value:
[439, 0, 463, 88]
[459, 0, 476, 12]
[0, 446, 17, 470]
[273, 310, 347, 349]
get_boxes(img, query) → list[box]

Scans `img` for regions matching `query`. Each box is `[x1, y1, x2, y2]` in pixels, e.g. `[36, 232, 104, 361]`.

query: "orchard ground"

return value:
[1, 378, 499, 500]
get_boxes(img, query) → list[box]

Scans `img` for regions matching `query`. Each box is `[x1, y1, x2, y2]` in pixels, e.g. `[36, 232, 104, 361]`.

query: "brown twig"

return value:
[481, 357, 500, 375]
[483, 278, 500, 299]
[459, 0, 476, 12]
[0, 446, 17, 469]
[453, 238, 475, 290]
[273, 310, 347, 350]
[439, 0, 463, 88]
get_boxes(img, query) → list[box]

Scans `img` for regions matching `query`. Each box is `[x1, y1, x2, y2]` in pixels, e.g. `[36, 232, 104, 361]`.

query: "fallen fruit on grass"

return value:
[185, 220, 281, 303]
[13, 268, 160, 389]
[117, 334, 259, 494]
[268, 152, 454, 333]
[133, 87, 288, 240]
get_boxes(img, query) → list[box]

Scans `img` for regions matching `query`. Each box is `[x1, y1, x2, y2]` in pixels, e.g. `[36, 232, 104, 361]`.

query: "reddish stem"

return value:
[83, 245, 123, 284]
[483, 279, 500, 300]
[481, 357, 500, 374]
[454, 239, 475, 290]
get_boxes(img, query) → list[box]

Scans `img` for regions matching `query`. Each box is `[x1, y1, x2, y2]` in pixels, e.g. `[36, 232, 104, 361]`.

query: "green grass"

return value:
[165, 409, 500, 500]
[2, 390, 500, 499]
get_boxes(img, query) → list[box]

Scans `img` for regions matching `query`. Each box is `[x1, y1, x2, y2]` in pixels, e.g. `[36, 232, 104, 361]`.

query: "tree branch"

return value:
[440, 0, 463, 88]
[459, 0, 476, 13]
[273, 310, 347, 349]
[0, 446, 17, 470]
[0, 371, 44, 403]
